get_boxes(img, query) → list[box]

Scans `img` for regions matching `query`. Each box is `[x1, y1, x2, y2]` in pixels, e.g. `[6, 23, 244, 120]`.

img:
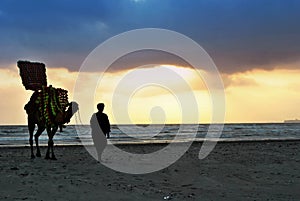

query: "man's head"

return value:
[97, 103, 105, 112]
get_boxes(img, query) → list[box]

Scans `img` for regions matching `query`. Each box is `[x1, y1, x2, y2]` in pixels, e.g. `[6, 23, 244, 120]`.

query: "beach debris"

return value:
[181, 183, 193, 187]
[188, 193, 195, 198]
[126, 184, 133, 191]
[19, 172, 29, 177]
[10, 167, 19, 170]
[163, 195, 172, 200]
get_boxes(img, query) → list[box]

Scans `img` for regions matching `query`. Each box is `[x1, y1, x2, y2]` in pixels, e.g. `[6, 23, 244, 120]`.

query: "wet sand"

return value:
[0, 141, 299, 200]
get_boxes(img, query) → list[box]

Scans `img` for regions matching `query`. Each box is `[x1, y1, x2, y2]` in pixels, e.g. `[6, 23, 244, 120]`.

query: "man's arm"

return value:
[105, 114, 111, 133]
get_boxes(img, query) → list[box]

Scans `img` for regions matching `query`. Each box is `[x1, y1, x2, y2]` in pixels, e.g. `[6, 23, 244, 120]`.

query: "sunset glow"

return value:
[1, 64, 299, 125]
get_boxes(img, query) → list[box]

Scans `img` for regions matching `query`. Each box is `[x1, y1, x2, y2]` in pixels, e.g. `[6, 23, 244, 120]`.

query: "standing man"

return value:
[90, 103, 111, 161]
[95, 103, 111, 138]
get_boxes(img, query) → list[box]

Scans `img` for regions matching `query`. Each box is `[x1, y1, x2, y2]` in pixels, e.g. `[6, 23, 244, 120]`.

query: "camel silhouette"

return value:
[25, 91, 79, 160]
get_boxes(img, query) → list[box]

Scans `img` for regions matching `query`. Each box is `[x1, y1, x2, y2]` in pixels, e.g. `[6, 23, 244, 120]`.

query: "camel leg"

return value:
[45, 127, 51, 160]
[45, 141, 51, 159]
[28, 117, 35, 159]
[34, 125, 45, 157]
[50, 126, 58, 160]
[46, 139, 56, 160]
[45, 126, 58, 160]
[50, 139, 57, 160]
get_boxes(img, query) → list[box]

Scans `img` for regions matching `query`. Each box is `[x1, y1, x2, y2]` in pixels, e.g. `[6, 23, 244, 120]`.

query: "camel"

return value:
[25, 91, 79, 160]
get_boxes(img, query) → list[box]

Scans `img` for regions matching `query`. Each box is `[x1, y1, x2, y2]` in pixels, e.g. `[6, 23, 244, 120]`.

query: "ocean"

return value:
[0, 123, 300, 147]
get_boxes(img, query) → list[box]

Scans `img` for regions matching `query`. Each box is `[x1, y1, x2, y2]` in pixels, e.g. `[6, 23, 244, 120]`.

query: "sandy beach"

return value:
[0, 141, 299, 201]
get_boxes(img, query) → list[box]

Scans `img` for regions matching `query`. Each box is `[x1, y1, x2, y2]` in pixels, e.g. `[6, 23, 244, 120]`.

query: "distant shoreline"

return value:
[0, 122, 298, 126]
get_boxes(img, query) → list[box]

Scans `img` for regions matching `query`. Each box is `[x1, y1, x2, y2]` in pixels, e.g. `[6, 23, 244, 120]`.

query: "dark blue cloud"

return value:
[0, 0, 300, 73]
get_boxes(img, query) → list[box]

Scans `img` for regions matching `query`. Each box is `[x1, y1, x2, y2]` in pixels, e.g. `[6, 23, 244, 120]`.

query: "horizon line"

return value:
[0, 121, 292, 126]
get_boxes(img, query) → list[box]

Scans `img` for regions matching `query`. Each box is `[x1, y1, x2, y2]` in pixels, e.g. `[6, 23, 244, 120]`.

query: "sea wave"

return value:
[0, 123, 299, 147]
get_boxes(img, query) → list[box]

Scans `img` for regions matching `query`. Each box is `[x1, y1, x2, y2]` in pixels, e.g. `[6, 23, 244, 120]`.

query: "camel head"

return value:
[64, 101, 79, 124]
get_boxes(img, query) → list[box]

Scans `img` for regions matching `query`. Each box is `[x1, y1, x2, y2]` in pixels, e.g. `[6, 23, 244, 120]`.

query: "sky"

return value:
[0, 0, 300, 125]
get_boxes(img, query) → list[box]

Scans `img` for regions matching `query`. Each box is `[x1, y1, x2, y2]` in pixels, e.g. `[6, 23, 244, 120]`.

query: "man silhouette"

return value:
[95, 103, 111, 138]
[90, 103, 111, 161]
